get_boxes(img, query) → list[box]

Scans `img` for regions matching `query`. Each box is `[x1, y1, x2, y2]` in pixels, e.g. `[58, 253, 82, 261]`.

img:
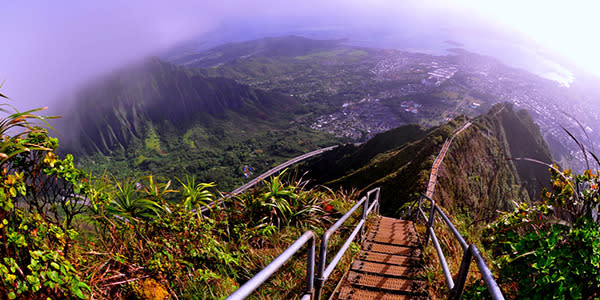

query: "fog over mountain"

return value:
[2, 0, 599, 116]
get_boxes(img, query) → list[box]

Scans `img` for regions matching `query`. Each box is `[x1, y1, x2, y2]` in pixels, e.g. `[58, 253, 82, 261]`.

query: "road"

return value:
[425, 122, 472, 199]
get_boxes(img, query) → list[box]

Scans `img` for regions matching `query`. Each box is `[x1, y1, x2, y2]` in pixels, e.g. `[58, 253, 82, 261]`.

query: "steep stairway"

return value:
[332, 216, 428, 299]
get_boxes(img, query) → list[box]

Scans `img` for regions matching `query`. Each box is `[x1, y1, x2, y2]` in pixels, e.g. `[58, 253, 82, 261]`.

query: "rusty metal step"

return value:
[372, 225, 416, 234]
[373, 224, 415, 232]
[374, 220, 415, 228]
[332, 217, 427, 300]
[369, 231, 418, 240]
[346, 271, 427, 293]
[363, 242, 422, 257]
[371, 225, 416, 234]
[337, 286, 427, 300]
[350, 261, 424, 278]
[358, 251, 420, 267]
[366, 233, 420, 247]
[378, 217, 412, 225]
[376, 219, 412, 226]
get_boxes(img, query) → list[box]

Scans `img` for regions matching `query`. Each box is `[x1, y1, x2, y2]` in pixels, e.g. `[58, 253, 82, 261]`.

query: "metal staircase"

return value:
[225, 125, 505, 299]
[332, 216, 427, 299]
[226, 188, 505, 300]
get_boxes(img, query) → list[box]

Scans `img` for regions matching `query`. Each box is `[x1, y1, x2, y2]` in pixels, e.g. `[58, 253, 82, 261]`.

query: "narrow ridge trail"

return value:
[332, 122, 472, 299]
[425, 122, 472, 199]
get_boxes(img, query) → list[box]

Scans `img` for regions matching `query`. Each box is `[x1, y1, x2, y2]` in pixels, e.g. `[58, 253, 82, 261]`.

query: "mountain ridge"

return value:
[60, 57, 338, 189]
[301, 103, 553, 218]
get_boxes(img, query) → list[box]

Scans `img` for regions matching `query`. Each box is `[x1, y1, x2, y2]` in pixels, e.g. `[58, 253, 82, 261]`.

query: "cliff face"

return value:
[302, 103, 552, 218]
[58, 57, 339, 190]
[65, 57, 298, 155]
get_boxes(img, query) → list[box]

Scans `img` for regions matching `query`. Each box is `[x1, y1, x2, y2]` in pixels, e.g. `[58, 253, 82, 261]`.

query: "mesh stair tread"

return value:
[337, 286, 428, 300]
[366, 233, 420, 247]
[362, 242, 422, 257]
[378, 217, 412, 225]
[358, 251, 421, 266]
[332, 217, 427, 299]
[351, 261, 424, 278]
[346, 271, 427, 293]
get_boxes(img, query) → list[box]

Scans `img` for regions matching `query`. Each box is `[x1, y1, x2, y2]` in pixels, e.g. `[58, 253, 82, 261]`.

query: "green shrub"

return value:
[483, 167, 600, 299]
[0, 99, 90, 298]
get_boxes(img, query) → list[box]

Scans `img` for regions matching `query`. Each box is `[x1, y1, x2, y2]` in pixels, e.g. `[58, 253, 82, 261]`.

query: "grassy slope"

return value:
[302, 103, 552, 218]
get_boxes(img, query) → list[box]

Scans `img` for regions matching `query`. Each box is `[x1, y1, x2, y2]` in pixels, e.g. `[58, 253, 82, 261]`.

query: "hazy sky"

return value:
[1, 0, 598, 113]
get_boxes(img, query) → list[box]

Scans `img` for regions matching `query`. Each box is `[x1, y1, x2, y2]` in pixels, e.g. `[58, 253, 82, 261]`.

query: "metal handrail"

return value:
[226, 231, 316, 300]
[226, 187, 381, 300]
[314, 187, 380, 299]
[201, 145, 338, 213]
[417, 194, 504, 300]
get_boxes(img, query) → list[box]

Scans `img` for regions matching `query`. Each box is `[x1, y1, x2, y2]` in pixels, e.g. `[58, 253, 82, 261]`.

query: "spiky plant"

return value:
[107, 176, 164, 222]
[261, 172, 297, 228]
[0, 88, 57, 163]
[176, 175, 215, 213]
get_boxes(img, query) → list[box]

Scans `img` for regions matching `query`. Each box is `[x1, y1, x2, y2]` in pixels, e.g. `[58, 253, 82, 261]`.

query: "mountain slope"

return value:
[60, 57, 338, 189]
[301, 103, 553, 218]
[66, 57, 297, 154]
[171, 35, 345, 68]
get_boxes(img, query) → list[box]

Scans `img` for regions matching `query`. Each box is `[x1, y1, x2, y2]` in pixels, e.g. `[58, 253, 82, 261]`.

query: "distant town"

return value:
[304, 48, 598, 171]
[193, 41, 599, 172]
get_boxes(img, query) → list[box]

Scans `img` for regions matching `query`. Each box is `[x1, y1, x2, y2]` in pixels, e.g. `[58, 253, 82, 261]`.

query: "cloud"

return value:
[0, 1, 226, 113]
[2, 0, 597, 116]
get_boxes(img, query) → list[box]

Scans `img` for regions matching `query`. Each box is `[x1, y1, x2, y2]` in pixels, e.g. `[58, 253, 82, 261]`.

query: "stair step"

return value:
[371, 226, 417, 234]
[351, 261, 424, 278]
[337, 286, 427, 300]
[358, 251, 421, 267]
[332, 217, 427, 299]
[366, 233, 420, 247]
[346, 271, 427, 293]
[363, 242, 422, 257]
[378, 217, 412, 225]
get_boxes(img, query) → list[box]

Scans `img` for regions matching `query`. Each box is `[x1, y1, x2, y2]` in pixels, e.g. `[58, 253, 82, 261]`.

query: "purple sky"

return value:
[1, 1, 434, 113]
[2, 1, 227, 113]
[2, 0, 593, 115]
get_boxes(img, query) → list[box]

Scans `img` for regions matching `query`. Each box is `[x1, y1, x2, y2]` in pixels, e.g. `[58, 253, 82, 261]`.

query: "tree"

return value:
[0, 92, 89, 298]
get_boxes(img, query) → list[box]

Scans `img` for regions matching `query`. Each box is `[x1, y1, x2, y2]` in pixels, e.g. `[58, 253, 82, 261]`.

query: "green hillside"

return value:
[301, 103, 553, 217]
[172, 35, 346, 68]
[60, 57, 340, 189]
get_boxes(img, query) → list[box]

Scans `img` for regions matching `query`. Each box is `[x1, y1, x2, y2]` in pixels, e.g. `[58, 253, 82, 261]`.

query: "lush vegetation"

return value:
[481, 166, 600, 299]
[409, 153, 599, 299]
[0, 96, 360, 299]
[61, 57, 342, 191]
[5, 72, 600, 299]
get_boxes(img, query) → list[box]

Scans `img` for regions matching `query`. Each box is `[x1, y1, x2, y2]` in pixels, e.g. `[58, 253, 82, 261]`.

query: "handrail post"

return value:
[315, 189, 378, 299]
[417, 194, 504, 300]
[314, 233, 328, 300]
[424, 199, 436, 246]
[450, 244, 473, 300]
[305, 235, 316, 298]
[362, 190, 371, 220]
[359, 191, 371, 241]
[418, 195, 425, 218]
[375, 188, 381, 215]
